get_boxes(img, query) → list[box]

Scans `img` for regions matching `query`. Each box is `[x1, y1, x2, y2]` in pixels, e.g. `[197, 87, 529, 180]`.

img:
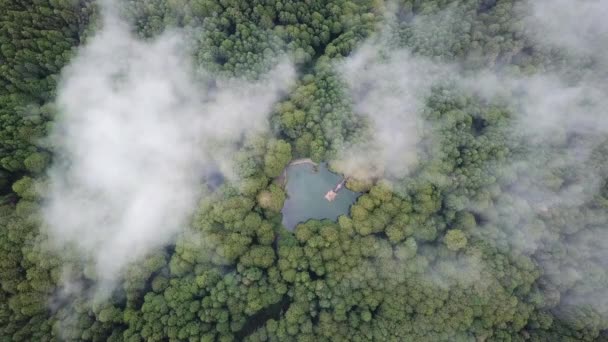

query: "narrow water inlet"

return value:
[281, 162, 360, 230]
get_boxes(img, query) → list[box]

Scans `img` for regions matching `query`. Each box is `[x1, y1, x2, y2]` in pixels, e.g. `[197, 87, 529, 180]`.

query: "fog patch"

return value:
[43, 9, 294, 290]
[334, 40, 452, 180]
[526, 0, 608, 66]
[463, 1, 608, 322]
[332, 1, 608, 325]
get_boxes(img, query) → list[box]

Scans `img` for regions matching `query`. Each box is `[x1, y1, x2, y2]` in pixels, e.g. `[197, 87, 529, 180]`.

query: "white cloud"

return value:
[44, 9, 294, 287]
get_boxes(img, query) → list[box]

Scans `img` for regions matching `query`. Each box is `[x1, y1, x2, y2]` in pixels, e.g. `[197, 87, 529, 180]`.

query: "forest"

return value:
[1, 0, 608, 341]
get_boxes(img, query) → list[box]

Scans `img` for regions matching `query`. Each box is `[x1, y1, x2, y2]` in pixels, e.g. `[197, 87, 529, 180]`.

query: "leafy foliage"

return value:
[1, 0, 608, 341]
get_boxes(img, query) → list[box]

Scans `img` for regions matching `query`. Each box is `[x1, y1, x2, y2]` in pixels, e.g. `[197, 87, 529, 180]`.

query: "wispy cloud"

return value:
[43, 5, 294, 289]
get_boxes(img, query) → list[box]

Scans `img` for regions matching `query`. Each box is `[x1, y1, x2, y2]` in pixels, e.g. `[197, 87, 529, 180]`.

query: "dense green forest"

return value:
[1, 0, 608, 341]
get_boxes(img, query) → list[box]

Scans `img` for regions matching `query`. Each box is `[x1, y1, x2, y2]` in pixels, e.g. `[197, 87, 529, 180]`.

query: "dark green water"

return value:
[281, 163, 360, 230]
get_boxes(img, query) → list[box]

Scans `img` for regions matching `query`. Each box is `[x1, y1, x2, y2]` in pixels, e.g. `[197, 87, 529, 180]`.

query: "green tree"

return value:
[444, 229, 468, 251]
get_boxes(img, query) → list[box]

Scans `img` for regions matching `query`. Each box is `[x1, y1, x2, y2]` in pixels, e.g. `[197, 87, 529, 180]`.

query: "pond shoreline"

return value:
[289, 158, 318, 167]
[279, 161, 360, 230]
[277, 158, 319, 187]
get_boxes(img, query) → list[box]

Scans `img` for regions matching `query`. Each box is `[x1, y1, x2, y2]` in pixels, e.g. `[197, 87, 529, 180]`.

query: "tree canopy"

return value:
[1, 0, 608, 341]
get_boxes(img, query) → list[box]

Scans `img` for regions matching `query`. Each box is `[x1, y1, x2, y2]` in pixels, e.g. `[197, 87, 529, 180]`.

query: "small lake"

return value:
[281, 162, 360, 230]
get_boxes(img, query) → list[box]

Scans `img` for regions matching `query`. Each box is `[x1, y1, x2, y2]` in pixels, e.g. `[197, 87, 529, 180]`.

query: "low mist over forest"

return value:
[1, 0, 607, 341]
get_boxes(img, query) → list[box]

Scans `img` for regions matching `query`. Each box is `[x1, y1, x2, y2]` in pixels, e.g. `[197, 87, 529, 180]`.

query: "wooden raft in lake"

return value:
[324, 178, 347, 202]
